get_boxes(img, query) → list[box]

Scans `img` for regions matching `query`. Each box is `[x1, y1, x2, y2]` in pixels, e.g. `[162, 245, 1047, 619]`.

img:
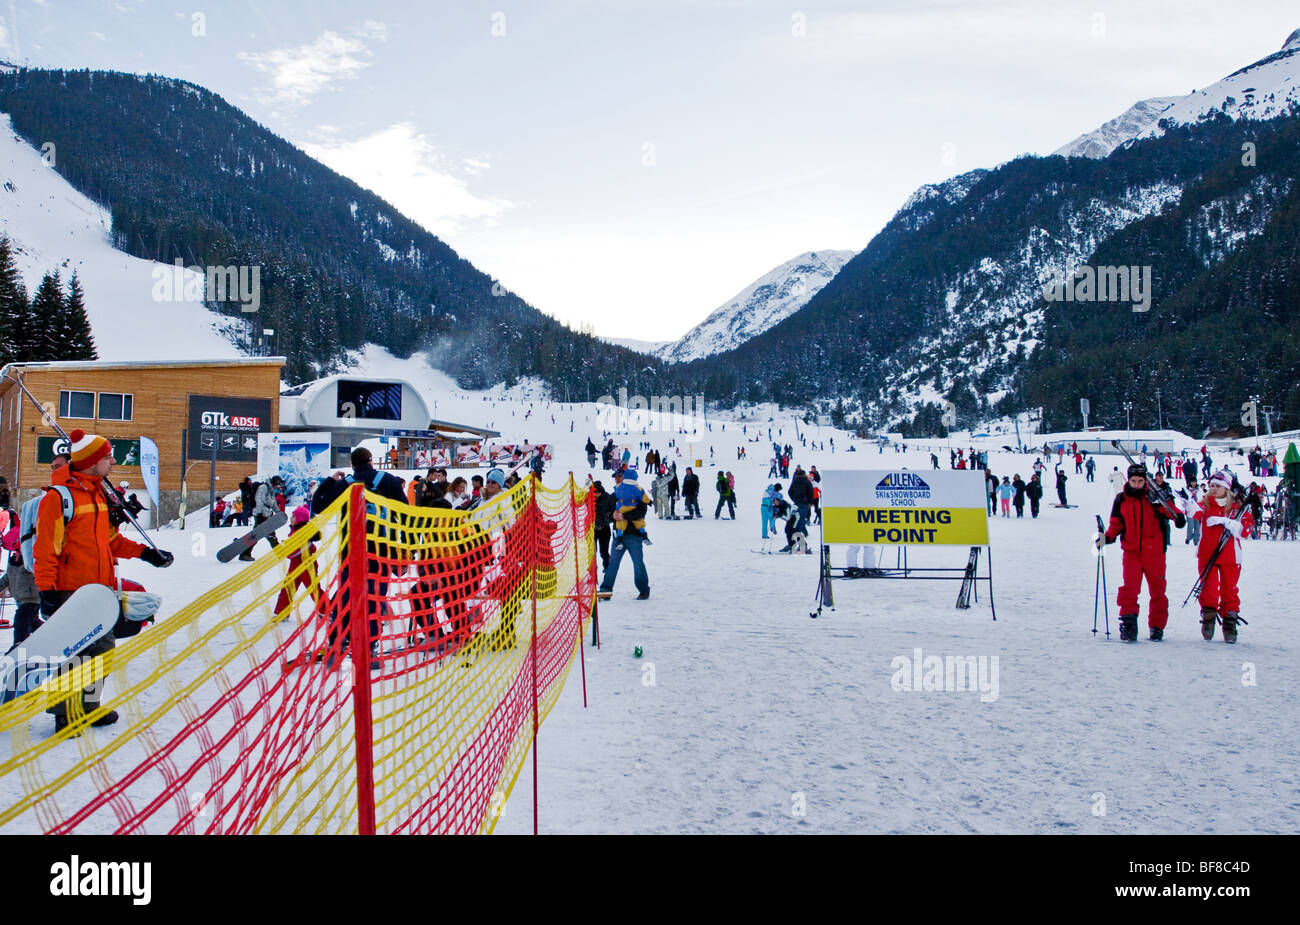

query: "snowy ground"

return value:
[4, 381, 1298, 834]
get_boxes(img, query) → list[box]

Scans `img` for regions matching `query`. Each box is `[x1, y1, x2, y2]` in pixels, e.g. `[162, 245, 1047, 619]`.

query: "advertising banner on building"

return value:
[139, 436, 161, 508]
[187, 395, 272, 463]
[37, 435, 140, 467]
[257, 432, 332, 506]
[820, 470, 989, 546]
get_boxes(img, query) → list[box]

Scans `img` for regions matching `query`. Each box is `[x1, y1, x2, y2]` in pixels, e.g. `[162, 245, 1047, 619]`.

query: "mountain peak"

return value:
[1284, 28, 1300, 51]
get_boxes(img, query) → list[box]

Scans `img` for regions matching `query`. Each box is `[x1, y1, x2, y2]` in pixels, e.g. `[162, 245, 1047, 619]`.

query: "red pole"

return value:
[530, 475, 540, 836]
[347, 483, 377, 836]
[569, 474, 588, 708]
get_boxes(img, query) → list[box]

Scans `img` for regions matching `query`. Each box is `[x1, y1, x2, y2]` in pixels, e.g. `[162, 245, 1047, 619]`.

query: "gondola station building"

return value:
[0, 358, 285, 522]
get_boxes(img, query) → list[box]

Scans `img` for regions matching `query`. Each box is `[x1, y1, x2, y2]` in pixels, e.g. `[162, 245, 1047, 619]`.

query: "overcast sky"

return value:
[1, 1, 1296, 341]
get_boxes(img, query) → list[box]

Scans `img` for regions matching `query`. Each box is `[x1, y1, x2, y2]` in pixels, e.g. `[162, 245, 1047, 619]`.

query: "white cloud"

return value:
[303, 123, 511, 238]
[238, 21, 387, 105]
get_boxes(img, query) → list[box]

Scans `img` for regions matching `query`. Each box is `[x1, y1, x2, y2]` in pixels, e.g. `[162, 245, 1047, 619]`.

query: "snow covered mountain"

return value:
[655, 250, 855, 364]
[0, 114, 242, 361]
[1055, 29, 1300, 159]
[1053, 97, 1183, 159]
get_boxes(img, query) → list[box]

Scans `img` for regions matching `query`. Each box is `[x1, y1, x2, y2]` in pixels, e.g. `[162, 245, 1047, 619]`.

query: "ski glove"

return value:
[141, 547, 175, 568]
[38, 589, 70, 617]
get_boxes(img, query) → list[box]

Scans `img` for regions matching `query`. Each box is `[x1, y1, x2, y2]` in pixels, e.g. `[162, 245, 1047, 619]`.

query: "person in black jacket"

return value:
[321, 448, 407, 666]
[681, 467, 701, 519]
[1054, 465, 1068, 506]
[667, 469, 679, 519]
[1026, 473, 1043, 518]
[585, 437, 597, 468]
[592, 481, 615, 571]
[1012, 474, 1026, 517]
[788, 467, 815, 534]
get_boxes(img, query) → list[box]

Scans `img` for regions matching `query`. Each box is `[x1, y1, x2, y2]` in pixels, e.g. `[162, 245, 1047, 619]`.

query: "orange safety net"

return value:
[0, 475, 596, 834]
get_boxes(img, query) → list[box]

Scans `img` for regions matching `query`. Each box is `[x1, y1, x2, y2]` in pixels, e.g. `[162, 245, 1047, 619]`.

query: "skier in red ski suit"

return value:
[1099, 463, 1184, 641]
[1193, 471, 1253, 643]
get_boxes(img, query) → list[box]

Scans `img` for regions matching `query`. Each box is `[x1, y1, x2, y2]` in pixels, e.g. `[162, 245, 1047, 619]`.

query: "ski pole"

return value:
[5, 371, 163, 551]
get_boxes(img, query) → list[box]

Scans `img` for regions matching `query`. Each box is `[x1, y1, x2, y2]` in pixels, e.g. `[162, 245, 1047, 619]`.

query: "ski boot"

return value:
[1149, 626, 1163, 641]
[1221, 612, 1239, 644]
[1200, 606, 1218, 640]
[1118, 613, 1138, 642]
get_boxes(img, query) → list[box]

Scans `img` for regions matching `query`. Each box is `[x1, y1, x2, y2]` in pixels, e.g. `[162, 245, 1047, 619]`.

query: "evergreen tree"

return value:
[0, 236, 30, 363]
[0, 236, 34, 364]
[63, 273, 98, 360]
[30, 271, 65, 361]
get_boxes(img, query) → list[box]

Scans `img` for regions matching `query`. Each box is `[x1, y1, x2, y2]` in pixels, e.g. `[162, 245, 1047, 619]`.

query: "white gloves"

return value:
[1207, 516, 1242, 537]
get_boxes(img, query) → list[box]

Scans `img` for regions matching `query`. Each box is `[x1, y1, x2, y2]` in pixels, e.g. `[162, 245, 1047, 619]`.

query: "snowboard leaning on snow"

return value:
[216, 512, 288, 563]
[0, 584, 120, 703]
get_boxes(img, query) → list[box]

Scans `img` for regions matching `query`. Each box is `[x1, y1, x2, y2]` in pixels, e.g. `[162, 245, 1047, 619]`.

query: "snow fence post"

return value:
[569, 474, 588, 708]
[347, 482, 377, 835]
[530, 474, 540, 836]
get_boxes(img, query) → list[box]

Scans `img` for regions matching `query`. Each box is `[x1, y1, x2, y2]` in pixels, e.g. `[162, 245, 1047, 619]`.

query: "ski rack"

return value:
[812, 514, 996, 620]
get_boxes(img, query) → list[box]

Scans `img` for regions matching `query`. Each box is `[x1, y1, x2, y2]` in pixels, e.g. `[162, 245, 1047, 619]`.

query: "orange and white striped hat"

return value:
[68, 428, 113, 471]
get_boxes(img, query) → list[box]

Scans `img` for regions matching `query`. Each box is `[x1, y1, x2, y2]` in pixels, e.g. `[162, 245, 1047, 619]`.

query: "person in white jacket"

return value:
[1178, 479, 1203, 545]
[1107, 466, 1126, 496]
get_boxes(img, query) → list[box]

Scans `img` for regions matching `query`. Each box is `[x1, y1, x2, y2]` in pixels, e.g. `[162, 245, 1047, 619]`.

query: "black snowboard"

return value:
[217, 512, 288, 562]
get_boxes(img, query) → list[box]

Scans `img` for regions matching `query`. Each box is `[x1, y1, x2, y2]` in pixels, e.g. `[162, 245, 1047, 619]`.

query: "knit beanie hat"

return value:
[68, 429, 112, 471]
[1208, 470, 1232, 491]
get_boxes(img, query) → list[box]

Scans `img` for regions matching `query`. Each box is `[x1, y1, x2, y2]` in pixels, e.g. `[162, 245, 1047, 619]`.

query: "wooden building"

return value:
[0, 358, 284, 521]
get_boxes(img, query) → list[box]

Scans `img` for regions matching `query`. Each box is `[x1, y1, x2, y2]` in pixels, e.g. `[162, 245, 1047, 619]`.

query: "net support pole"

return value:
[347, 483, 377, 835]
[569, 474, 588, 708]
[531, 475, 540, 836]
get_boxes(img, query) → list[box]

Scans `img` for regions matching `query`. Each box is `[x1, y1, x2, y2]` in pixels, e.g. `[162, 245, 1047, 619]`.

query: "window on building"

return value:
[98, 393, 134, 421]
[336, 380, 403, 421]
[59, 390, 95, 419]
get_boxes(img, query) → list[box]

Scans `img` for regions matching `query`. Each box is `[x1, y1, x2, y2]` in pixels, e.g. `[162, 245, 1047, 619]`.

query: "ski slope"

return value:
[3, 388, 1298, 834]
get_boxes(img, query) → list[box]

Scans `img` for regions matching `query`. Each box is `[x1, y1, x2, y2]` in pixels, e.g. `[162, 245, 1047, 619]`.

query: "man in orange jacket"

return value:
[33, 429, 173, 732]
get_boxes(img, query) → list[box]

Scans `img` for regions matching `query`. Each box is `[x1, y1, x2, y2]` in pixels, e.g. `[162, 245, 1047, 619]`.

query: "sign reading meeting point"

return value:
[821, 470, 989, 546]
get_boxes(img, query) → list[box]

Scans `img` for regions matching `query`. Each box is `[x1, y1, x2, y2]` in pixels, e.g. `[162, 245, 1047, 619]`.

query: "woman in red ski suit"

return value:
[1100, 464, 1184, 641]
[1193, 471, 1253, 643]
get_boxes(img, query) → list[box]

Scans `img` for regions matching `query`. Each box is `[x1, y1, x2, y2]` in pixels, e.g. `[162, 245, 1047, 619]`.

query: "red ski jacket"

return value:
[1104, 485, 1179, 555]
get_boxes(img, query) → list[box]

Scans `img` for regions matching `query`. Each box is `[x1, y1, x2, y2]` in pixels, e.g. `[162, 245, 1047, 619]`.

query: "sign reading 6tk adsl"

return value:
[820, 470, 989, 546]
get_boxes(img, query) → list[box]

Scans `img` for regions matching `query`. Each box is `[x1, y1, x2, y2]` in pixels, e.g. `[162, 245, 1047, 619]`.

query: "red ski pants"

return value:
[1197, 548, 1241, 614]
[1117, 547, 1168, 629]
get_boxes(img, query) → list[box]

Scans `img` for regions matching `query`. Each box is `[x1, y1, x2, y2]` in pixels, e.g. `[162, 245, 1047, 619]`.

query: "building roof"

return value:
[1, 358, 285, 376]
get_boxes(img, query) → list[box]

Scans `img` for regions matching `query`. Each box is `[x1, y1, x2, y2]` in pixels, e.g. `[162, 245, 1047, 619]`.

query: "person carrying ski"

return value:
[1193, 471, 1253, 643]
[1054, 465, 1068, 506]
[1097, 463, 1185, 641]
[33, 430, 174, 732]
